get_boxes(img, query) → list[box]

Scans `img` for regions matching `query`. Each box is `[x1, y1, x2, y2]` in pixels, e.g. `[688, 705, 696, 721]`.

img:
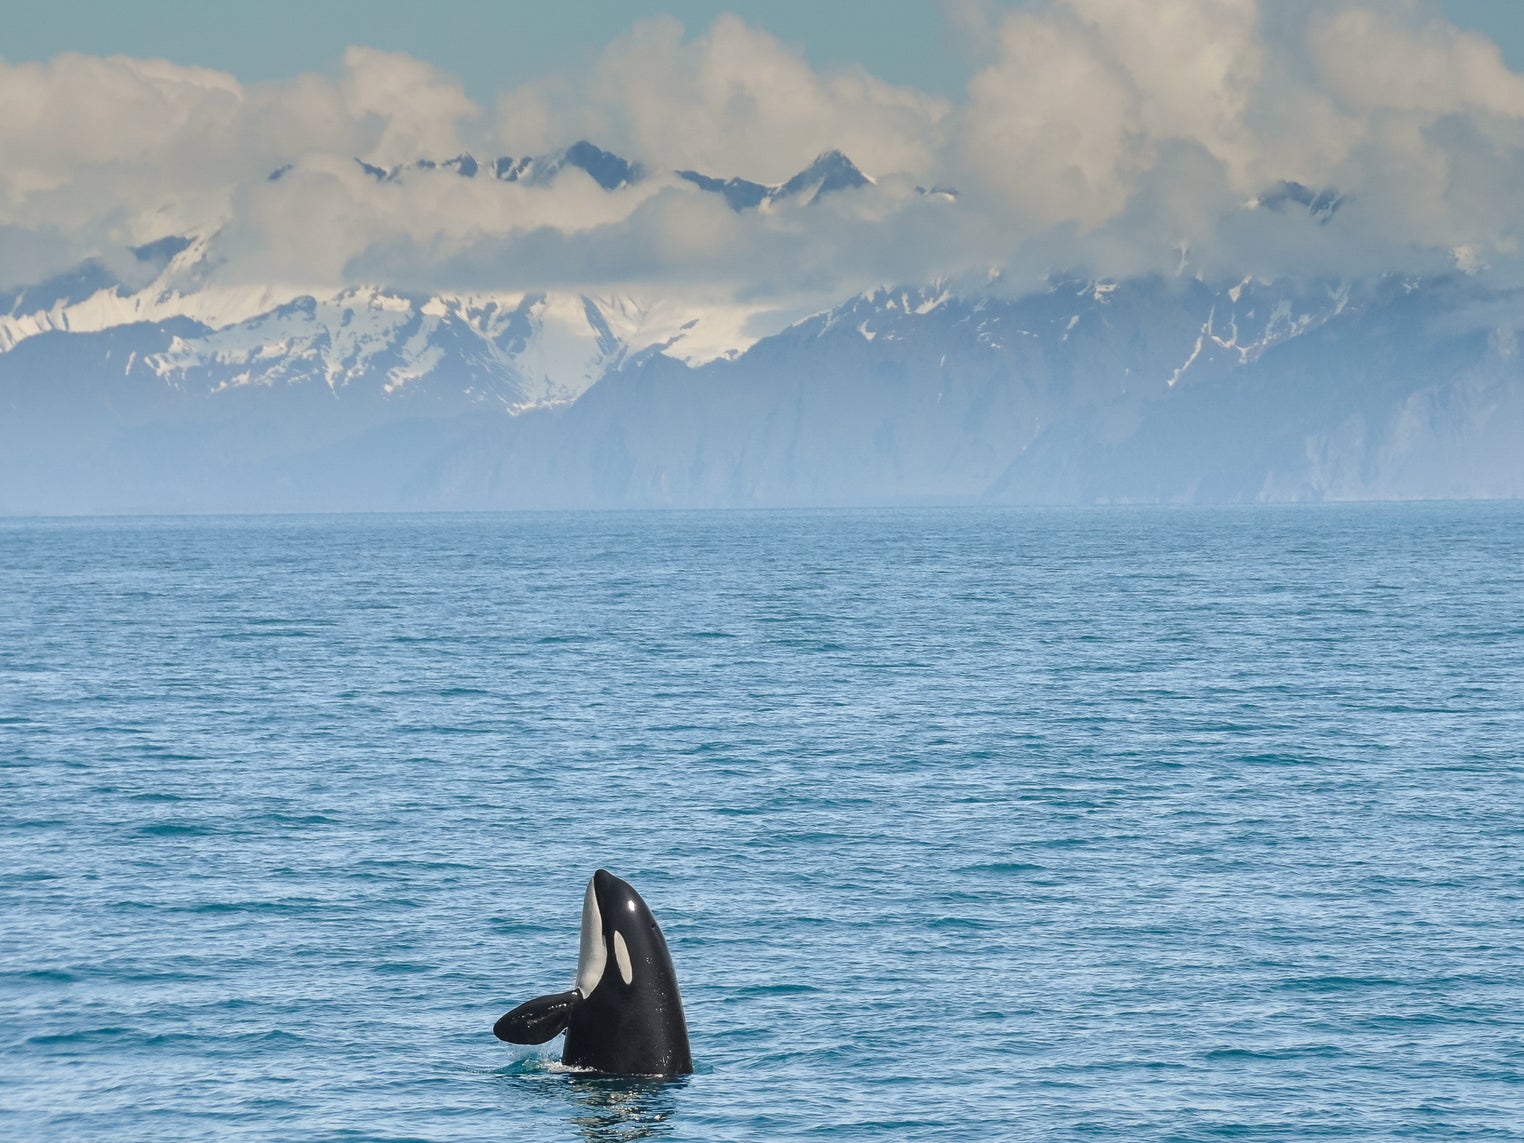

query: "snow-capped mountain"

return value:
[458, 272, 1521, 510]
[347, 140, 646, 191]
[337, 139, 875, 210]
[677, 150, 874, 210]
[143, 289, 720, 411]
[0, 143, 884, 405]
[3, 144, 1522, 513]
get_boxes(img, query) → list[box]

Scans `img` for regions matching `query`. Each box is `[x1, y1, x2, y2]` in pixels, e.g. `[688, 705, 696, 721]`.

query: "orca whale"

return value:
[493, 869, 692, 1077]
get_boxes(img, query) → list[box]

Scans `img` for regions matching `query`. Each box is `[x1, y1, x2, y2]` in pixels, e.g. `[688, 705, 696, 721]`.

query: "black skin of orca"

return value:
[494, 869, 692, 1077]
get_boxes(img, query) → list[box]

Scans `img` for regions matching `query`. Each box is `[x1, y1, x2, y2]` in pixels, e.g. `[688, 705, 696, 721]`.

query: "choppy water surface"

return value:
[2, 505, 1522, 1141]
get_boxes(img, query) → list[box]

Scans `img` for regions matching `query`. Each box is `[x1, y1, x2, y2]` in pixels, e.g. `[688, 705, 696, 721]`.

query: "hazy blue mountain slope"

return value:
[470, 277, 1524, 509]
[0, 319, 500, 514]
[3, 272, 1522, 513]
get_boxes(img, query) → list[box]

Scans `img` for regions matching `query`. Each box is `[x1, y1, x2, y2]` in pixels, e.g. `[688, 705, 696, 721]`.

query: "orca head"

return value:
[575, 868, 674, 999]
[535, 868, 692, 1076]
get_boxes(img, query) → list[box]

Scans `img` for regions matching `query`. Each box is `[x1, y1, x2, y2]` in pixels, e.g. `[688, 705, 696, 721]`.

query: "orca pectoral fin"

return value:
[493, 990, 580, 1044]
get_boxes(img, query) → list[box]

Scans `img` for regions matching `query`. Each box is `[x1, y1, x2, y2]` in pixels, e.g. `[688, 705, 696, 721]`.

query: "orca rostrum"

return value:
[493, 869, 692, 1077]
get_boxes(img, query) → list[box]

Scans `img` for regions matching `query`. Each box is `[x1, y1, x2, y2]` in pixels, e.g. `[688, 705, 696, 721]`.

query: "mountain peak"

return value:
[1254, 180, 1344, 223]
[777, 150, 872, 201]
[321, 144, 880, 207]
[556, 141, 644, 191]
[679, 149, 874, 211]
[346, 142, 644, 191]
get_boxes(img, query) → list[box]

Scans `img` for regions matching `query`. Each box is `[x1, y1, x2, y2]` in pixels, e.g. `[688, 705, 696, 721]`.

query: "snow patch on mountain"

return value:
[145, 290, 586, 407]
[134, 284, 773, 410]
[0, 226, 777, 408]
[0, 235, 318, 353]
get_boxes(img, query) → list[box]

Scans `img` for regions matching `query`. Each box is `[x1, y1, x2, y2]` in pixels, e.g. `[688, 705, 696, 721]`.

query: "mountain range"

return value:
[3, 143, 1522, 514]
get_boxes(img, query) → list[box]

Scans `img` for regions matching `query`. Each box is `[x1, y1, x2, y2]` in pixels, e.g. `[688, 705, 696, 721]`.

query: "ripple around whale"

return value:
[4, 504, 1523, 1141]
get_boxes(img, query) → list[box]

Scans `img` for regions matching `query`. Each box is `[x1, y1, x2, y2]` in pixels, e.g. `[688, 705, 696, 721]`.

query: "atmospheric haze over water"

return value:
[2, 505, 1522, 1140]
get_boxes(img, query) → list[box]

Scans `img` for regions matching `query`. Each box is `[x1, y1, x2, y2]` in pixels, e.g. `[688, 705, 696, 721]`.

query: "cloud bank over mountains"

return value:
[8, 1, 1524, 513]
[6, 0, 1524, 312]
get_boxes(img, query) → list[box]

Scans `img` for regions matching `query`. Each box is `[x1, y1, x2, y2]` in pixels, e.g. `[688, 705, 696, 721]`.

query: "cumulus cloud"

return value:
[495, 14, 949, 182]
[219, 153, 672, 288]
[349, 177, 971, 301]
[7, 1, 1524, 311]
[948, 0, 1524, 281]
[0, 47, 478, 250]
[342, 47, 479, 163]
[0, 224, 91, 291]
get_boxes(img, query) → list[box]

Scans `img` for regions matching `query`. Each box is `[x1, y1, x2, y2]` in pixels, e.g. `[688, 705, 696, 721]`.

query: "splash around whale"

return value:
[493, 869, 693, 1077]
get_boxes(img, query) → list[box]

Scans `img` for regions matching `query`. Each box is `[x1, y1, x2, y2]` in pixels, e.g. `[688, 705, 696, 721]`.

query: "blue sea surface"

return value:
[2, 505, 1522, 1141]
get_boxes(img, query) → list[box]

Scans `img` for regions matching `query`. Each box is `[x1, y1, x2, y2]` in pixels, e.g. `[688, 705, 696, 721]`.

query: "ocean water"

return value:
[2, 505, 1522, 1141]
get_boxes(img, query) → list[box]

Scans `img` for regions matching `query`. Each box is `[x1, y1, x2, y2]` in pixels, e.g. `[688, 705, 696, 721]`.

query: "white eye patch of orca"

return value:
[576, 877, 606, 997]
[613, 930, 633, 985]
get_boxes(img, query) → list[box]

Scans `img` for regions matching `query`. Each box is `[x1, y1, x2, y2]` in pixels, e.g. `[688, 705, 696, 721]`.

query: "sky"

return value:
[8, 0, 1524, 314]
[10, 0, 1524, 103]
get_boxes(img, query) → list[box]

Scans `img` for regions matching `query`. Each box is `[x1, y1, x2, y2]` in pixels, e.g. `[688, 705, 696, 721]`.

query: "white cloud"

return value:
[0, 53, 247, 242]
[0, 48, 478, 251]
[1312, 4, 1524, 116]
[341, 46, 479, 163]
[495, 15, 950, 182]
[0, 224, 90, 291]
[6, 2, 1524, 312]
[944, 0, 1524, 281]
